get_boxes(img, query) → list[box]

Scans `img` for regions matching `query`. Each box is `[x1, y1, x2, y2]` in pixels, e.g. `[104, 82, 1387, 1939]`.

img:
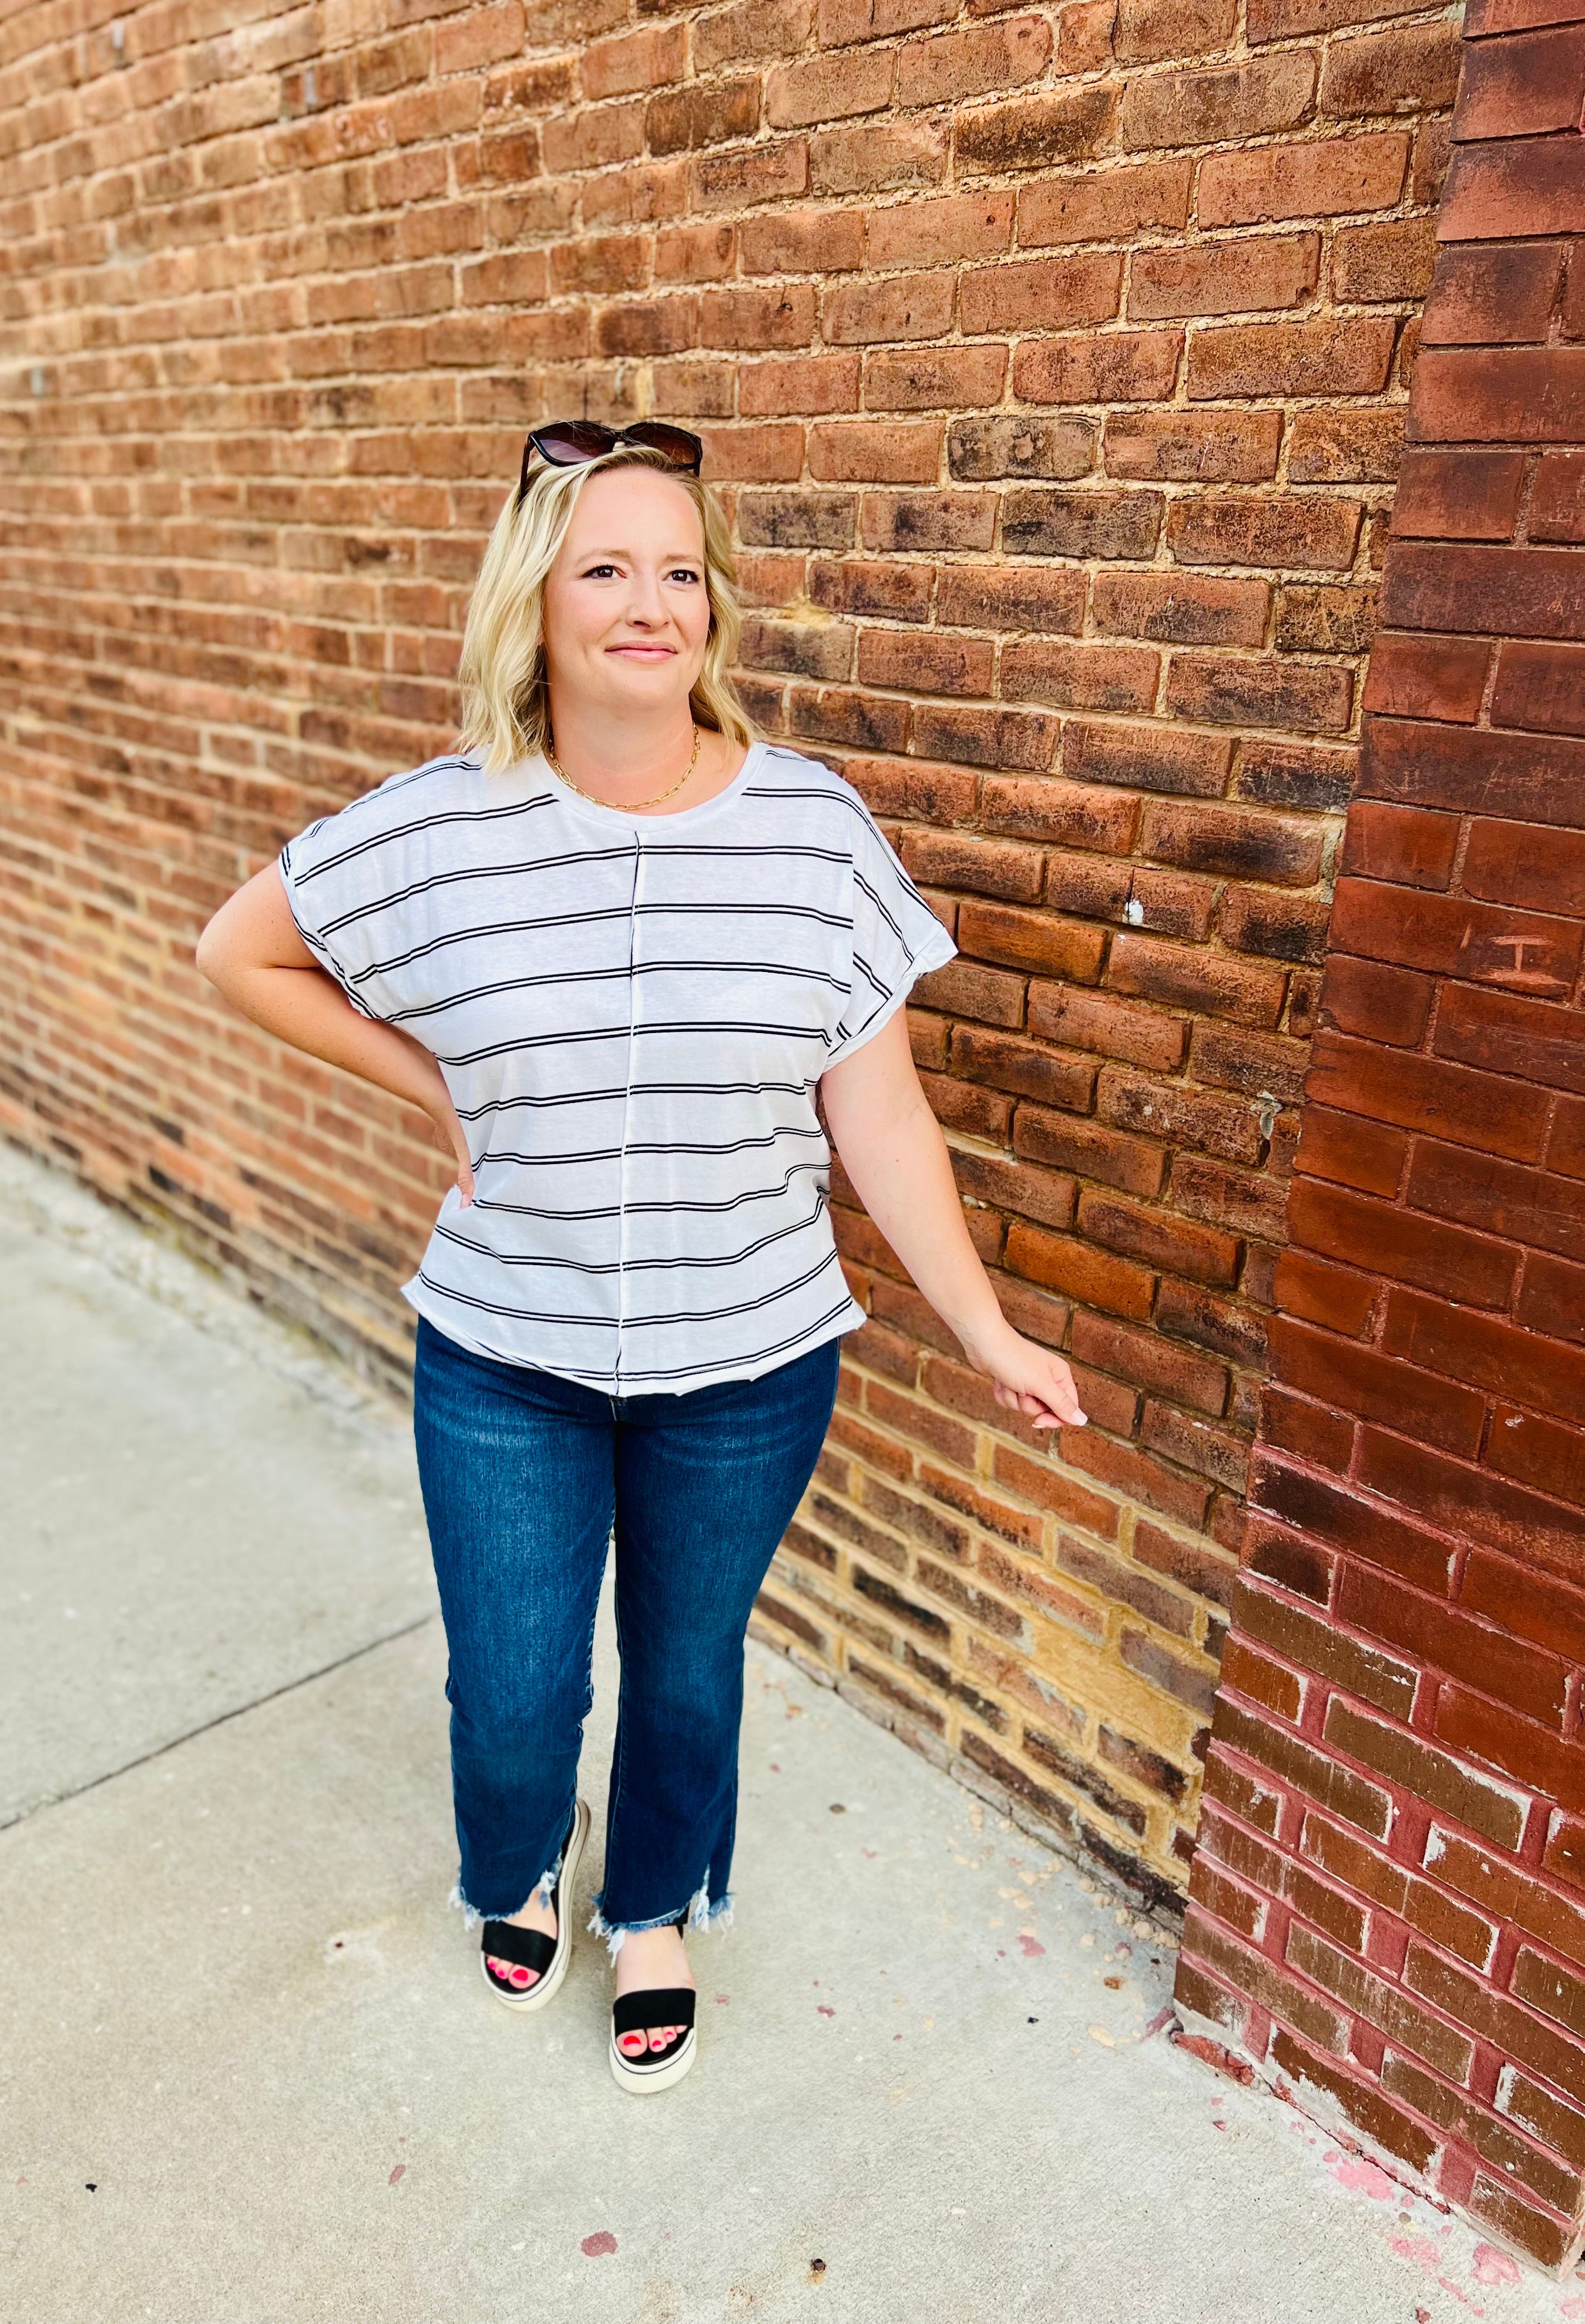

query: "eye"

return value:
[667, 566, 702, 585]
[582, 561, 620, 580]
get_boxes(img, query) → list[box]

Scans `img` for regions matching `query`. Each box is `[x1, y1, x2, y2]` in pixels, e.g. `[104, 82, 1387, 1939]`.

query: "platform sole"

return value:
[608, 2025, 697, 2095]
[481, 1796, 590, 2015]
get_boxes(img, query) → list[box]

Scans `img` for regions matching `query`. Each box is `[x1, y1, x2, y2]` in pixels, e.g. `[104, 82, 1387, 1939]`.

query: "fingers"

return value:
[456, 1155, 475, 1208]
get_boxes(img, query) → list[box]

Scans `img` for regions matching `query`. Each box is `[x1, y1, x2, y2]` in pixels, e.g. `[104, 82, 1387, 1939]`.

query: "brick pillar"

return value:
[1174, 0, 1585, 2275]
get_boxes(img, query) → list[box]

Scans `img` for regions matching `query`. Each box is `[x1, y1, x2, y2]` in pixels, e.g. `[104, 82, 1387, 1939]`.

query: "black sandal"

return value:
[480, 1796, 589, 2014]
[608, 1912, 698, 2094]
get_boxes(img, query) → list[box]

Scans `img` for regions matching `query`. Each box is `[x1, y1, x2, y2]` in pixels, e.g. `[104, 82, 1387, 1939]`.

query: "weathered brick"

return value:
[1120, 53, 1318, 149]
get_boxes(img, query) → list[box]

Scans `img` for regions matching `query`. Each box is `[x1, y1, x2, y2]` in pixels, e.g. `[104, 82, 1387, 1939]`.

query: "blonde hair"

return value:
[457, 445, 752, 774]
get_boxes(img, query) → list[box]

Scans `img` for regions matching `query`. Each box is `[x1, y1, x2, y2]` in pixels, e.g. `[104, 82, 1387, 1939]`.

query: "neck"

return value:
[545, 696, 697, 801]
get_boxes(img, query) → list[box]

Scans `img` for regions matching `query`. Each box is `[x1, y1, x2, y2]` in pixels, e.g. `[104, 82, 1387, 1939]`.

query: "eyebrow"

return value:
[574, 544, 704, 561]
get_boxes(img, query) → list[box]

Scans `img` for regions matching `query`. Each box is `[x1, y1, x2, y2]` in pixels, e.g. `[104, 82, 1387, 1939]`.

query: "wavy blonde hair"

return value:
[457, 445, 751, 774]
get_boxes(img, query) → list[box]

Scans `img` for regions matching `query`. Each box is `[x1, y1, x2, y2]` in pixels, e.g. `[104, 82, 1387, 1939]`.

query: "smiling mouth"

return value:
[608, 643, 676, 657]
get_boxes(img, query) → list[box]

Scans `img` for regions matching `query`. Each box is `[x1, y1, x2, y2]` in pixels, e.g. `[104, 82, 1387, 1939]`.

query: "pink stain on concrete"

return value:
[581, 2231, 617, 2258]
[1471, 2245, 1521, 2288]
[1325, 2150, 1398, 2200]
[1018, 1933, 1046, 1957]
[388, 2165, 405, 2185]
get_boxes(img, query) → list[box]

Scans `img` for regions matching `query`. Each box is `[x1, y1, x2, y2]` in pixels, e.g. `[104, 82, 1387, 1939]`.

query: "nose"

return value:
[622, 569, 669, 629]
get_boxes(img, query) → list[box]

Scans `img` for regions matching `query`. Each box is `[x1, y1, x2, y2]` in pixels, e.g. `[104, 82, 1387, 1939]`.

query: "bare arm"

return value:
[821, 1010, 1084, 1431]
[195, 864, 474, 1203]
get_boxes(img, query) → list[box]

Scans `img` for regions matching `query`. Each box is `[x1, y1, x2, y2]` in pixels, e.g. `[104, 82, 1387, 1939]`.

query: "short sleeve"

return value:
[826, 808, 957, 1069]
[277, 789, 407, 1025]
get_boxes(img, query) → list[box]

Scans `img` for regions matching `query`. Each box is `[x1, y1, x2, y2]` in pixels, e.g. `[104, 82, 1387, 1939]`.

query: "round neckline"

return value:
[533, 737, 765, 832]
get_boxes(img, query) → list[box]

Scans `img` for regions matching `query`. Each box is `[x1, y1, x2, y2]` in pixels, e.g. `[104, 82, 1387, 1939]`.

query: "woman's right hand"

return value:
[425, 1088, 475, 1208]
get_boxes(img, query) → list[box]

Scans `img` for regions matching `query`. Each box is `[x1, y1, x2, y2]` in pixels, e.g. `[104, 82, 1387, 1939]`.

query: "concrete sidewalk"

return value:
[1, 1142, 1576, 2324]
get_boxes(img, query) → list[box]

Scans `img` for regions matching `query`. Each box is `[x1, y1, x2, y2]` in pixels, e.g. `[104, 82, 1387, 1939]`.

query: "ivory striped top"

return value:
[278, 740, 957, 1394]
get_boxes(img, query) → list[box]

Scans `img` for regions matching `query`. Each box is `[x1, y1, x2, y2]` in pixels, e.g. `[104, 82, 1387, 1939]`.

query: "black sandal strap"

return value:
[482, 1920, 557, 1975]
[612, 1987, 696, 2040]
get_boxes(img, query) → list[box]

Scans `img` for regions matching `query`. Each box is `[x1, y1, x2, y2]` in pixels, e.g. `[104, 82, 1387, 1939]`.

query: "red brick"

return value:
[1013, 329, 1183, 406]
[1099, 1071, 1267, 1166]
[1436, 1692, 1585, 1818]
[1001, 638, 1160, 714]
[1197, 131, 1408, 225]
[1063, 720, 1232, 800]
[935, 565, 1086, 635]
[1188, 317, 1398, 400]
[913, 703, 1062, 771]
[1102, 412, 1282, 488]
[1078, 1189, 1241, 1286]
[980, 776, 1140, 853]
[740, 353, 862, 414]
[1018, 159, 1192, 244]
[953, 85, 1118, 176]
[957, 900, 1108, 981]
[1272, 1223, 1383, 1326]
[1359, 1429, 1585, 1578]
[1120, 52, 1318, 149]
[1492, 641, 1585, 738]
[954, 411, 1102, 486]
[1287, 409, 1405, 484]
[952, 1025, 1099, 1109]
[863, 346, 1010, 409]
[1453, 24, 1585, 141]
[1166, 655, 1353, 737]
[1269, 1315, 1486, 1458]
[1530, 454, 1585, 545]
[1290, 1176, 1516, 1310]
[1018, 1096, 1166, 1199]
[1005, 1220, 1157, 1320]
[1214, 1698, 1393, 1840]
[1329, 877, 1581, 998]
[1435, 984, 1585, 1098]
[1385, 1283, 1585, 1428]
[1389, 449, 1526, 543]
[823, 272, 956, 345]
[1410, 348, 1585, 445]
[1305, 1030, 1552, 1166]
[858, 625, 993, 692]
[865, 191, 1015, 268]
[1360, 633, 1490, 723]
[1294, 1105, 1408, 1199]
[1107, 934, 1287, 1030]
[1381, 553, 1585, 650]
[1168, 495, 1362, 574]
[1421, 239, 1567, 346]
[1339, 801, 1459, 892]
[1140, 799, 1324, 888]
[960, 251, 1124, 335]
[1029, 985, 1187, 1073]
[1129, 234, 1318, 320]
[766, 50, 895, 128]
[1464, 1545, 1585, 1665]
[860, 490, 997, 555]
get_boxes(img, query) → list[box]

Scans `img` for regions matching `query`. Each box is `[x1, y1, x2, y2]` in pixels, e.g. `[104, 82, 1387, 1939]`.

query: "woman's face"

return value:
[541, 467, 711, 721]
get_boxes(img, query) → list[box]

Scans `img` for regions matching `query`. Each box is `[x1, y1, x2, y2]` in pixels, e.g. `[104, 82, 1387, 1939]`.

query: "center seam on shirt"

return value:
[615, 831, 643, 1391]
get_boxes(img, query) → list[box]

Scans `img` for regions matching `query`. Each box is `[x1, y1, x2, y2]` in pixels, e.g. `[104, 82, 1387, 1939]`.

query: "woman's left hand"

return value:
[965, 1325, 1088, 1432]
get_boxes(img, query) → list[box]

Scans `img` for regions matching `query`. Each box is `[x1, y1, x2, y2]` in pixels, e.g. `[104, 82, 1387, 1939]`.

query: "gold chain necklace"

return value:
[545, 723, 700, 810]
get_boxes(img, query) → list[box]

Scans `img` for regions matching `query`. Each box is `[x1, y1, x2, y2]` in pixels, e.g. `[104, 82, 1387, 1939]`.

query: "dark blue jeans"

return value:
[412, 1316, 841, 1943]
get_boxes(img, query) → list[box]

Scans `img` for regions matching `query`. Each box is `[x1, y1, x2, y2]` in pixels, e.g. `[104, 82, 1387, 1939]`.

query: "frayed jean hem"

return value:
[587, 1882, 734, 1959]
[446, 1853, 563, 1933]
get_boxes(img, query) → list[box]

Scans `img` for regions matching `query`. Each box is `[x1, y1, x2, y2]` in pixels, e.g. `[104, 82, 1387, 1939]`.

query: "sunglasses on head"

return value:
[518, 420, 704, 501]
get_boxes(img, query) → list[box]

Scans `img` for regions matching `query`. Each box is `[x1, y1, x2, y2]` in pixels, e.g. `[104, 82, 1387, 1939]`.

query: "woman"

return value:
[197, 420, 1086, 2095]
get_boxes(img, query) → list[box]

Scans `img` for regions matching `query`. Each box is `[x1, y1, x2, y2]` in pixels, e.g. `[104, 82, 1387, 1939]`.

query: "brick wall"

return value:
[1174, 0, 1585, 2273]
[0, 0, 1458, 1914]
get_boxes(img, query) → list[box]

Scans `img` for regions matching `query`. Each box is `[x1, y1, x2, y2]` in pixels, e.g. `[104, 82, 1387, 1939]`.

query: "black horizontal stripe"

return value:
[439, 1018, 833, 1069]
[451, 1075, 818, 1122]
[471, 1159, 828, 1216]
[360, 896, 850, 984]
[604, 1296, 855, 1384]
[476, 1128, 827, 1171]
[385, 955, 848, 1028]
[416, 1242, 843, 1335]
[434, 1195, 824, 1275]
[293, 788, 558, 885]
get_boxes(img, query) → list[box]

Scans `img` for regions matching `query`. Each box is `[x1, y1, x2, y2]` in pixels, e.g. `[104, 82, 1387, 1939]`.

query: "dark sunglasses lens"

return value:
[531, 422, 616, 465]
[623, 422, 704, 471]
